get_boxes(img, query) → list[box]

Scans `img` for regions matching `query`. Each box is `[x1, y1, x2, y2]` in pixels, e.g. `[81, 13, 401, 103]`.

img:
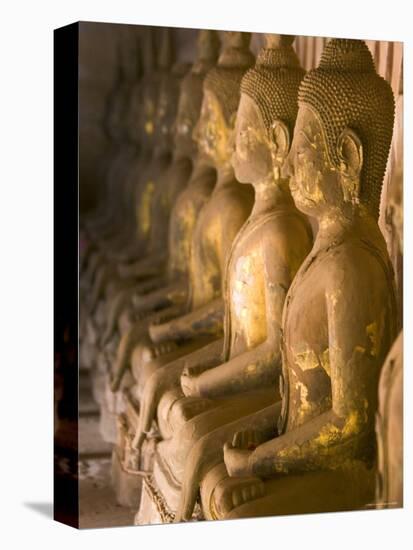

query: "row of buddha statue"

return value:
[79, 27, 403, 524]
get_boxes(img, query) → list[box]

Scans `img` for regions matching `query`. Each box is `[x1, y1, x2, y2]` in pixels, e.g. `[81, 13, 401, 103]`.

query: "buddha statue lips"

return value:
[131, 34, 314, 523]
[215, 38, 397, 521]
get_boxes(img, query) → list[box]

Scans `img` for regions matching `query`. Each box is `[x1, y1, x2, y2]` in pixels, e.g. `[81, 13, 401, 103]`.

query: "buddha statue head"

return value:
[232, 34, 305, 185]
[285, 39, 395, 222]
[193, 31, 255, 170]
[173, 30, 221, 159]
[153, 28, 191, 156]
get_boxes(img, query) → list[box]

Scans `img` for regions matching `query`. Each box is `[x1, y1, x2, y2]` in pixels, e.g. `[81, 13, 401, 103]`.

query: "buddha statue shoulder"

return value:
[212, 38, 397, 520]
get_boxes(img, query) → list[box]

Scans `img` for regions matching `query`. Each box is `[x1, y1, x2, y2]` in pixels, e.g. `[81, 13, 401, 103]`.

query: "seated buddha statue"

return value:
[109, 31, 256, 476]
[82, 29, 158, 255]
[80, 36, 147, 373]
[101, 29, 220, 346]
[81, 46, 137, 281]
[376, 162, 403, 509]
[81, 27, 159, 301]
[94, 30, 220, 450]
[132, 34, 314, 523]
[79, 28, 161, 376]
[93, 57, 199, 443]
[92, 31, 157, 266]
[200, 38, 397, 521]
[86, 28, 182, 316]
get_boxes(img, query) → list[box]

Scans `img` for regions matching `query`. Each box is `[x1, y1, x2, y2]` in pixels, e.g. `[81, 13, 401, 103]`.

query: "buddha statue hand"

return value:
[101, 287, 137, 345]
[149, 312, 171, 327]
[148, 303, 186, 330]
[148, 316, 177, 344]
[224, 429, 264, 477]
[144, 341, 178, 362]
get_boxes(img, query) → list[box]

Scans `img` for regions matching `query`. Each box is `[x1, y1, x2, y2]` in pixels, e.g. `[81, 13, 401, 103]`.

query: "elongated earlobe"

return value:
[337, 128, 363, 178]
[337, 128, 363, 204]
[270, 120, 290, 167]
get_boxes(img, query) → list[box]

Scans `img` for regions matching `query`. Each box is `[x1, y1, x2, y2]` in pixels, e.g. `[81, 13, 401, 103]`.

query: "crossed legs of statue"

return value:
[204, 463, 376, 520]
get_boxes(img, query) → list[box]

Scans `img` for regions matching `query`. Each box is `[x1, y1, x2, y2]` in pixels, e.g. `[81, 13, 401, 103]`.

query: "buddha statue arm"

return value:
[101, 275, 174, 345]
[132, 279, 188, 315]
[181, 237, 292, 398]
[225, 258, 391, 477]
[110, 304, 185, 392]
[148, 297, 224, 344]
[131, 338, 225, 450]
[183, 342, 279, 399]
[117, 252, 166, 280]
[87, 262, 119, 313]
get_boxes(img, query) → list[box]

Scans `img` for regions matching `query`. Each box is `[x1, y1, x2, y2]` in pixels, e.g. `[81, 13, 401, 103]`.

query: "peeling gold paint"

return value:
[343, 410, 363, 437]
[316, 422, 342, 447]
[230, 248, 267, 350]
[366, 321, 379, 357]
[321, 348, 331, 377]
[137, 180, 155, 237]
[295, 380, 313, 424]
[144, 120, 154, 135]
[295, 349, 320, 372]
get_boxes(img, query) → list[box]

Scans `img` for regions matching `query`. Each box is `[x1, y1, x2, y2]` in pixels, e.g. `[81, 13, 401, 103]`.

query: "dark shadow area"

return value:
[24, 502, 54, 519]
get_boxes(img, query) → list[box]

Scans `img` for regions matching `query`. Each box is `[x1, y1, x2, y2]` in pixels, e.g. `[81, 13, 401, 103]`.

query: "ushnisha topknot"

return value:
[178, 30, 221, 128]
[204, 31, 255, 124]
[298, 38, 395, 219]
[240, 34, 305, 139]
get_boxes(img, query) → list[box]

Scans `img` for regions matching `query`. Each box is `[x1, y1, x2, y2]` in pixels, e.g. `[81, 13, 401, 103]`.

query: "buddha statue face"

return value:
[193, 90, 235, 169]
[173, 87, 198, 159]
[143, 93, 156, 138]
[232, 93, 290, 185]
[154, 85, 175, 155]
[232, 94, 271, 183]
[134, 81, 157, 149]
[286, 105, 363, 219]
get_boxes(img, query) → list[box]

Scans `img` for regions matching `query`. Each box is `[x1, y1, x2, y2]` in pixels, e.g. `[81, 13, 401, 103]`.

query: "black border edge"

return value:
[53, 21, 80, 529]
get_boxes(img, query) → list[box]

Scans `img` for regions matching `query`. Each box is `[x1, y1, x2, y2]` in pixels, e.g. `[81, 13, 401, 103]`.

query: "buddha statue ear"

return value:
[337, 128, 363, 204]
[270, 120, 290, 168]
